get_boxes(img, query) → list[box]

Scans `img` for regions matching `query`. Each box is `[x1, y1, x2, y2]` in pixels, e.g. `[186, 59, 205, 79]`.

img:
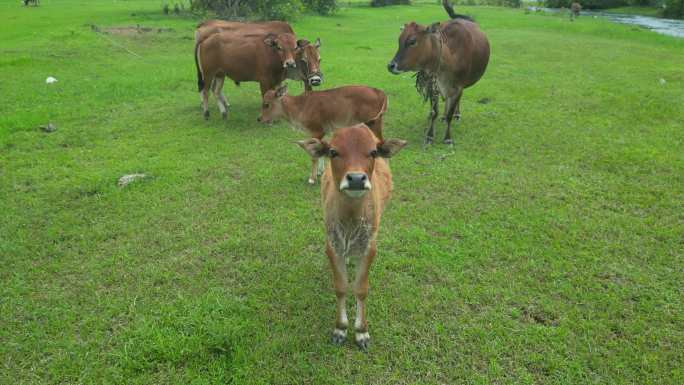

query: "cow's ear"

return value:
[297, 138, 330, 158]
[314, 37, 321, 48]
[275, 84, 288, 98]
[297, 39, 310, 48]
[377, 139, 407, 158]
[426, 22, 441, 33]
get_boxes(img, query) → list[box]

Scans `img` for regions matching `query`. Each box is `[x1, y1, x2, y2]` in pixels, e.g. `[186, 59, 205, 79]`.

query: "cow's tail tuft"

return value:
[195, 42, 204, 92]
[442, 0, 475, 21]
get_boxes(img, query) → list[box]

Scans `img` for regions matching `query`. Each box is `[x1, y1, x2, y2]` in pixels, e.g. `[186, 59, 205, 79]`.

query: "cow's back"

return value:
[196, 20, 293, 45]
[441, 19, 490, 87]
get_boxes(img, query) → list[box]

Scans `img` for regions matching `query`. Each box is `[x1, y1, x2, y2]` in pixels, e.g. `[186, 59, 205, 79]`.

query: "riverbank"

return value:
[604, 6, 662, 17]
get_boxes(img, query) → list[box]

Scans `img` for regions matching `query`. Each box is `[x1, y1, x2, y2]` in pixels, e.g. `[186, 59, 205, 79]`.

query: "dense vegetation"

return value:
[544, 0, 683, 19]
[2, 0, 683, 384]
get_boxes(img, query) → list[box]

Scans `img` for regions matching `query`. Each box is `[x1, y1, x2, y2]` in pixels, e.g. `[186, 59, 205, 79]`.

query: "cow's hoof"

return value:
[355, 332, 370, 352]
[455, 114, 461, 121]
[221, 111, 227, 120]
[203, 111, 210, 120]
[424, 136, 434, 145]
[444, 138, 454, 145]
[331, 329, 347, 345]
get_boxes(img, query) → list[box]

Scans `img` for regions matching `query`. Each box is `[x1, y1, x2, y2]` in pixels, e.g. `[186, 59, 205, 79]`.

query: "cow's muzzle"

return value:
[387, 61, 401, 75]
[308, 74, 322, 86]
[340, 172, 371, 198]
[284, 60, 296, 69]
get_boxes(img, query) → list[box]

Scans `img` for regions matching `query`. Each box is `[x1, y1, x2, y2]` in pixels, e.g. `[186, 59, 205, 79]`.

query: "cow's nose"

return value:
[285, 60, 296, 68]
[346, 173, 368, 190]
[387, 61, 399, 74]
[309, 76, 321, 86]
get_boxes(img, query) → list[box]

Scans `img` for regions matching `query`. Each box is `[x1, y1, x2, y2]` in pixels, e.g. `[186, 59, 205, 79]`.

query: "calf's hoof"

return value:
[331, 329, 347, 345]
[221, 111, 227, 120]
[424, 136, 434, 145]
[203, 111, 210, 120]
[443, 138, 454, 145]
[355, 332, 370, 352]
[454, 114, 461, 121]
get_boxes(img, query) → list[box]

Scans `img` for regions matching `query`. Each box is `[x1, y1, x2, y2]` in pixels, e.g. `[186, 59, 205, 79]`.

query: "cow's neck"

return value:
[328, 187, 375, 227]
[280, 94, 307, 125]
[422, 33, 445, 74]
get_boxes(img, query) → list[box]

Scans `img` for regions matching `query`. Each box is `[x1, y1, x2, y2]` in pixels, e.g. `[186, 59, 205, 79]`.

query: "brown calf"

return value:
[195, 31, 298, 119]
[194, 20, 322, 90]
[388, 0, 490, 144]
[259, 85, 387, 184]
[298, 124, 407, 350]
[570, 2, 582, 20]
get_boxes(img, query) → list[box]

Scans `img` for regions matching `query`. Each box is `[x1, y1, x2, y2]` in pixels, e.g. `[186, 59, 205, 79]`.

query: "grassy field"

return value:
[1, 1, 683, 384]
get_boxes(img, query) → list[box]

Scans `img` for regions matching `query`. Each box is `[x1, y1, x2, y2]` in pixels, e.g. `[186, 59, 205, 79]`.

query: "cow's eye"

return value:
[329, 149, 338, 158]
[406, 37, 417, 47]
[370, 149, 378, 158]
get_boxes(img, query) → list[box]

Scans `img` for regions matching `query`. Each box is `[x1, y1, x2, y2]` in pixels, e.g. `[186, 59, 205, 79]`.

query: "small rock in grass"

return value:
[39, 122, 57, 133]
[45, 76, 58, 84]
[659, 78, 666, 85]
[118, 173, 147, 187]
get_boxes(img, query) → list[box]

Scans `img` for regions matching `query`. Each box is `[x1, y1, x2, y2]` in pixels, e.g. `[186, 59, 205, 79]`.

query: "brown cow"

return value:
[570, 2, 582, 20]
[194, 20, 322, 90]
[297, 124, 407, 350]
[258, 84, 387, 184]
[388, 0, 490, 145]
[195, 31, 298, 119]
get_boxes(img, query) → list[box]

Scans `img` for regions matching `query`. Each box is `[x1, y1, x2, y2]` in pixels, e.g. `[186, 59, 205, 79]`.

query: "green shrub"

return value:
[662, 0, 684, 18]
[303, 0, 337, 15]
[370, 0, 411, 7]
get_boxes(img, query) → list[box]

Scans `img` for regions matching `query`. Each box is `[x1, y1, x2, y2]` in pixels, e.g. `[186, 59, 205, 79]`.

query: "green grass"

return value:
[1, 1, 683, 384]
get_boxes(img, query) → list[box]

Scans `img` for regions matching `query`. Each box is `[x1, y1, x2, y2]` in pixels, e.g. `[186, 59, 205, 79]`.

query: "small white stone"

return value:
[46, 76, 58, 84]
[659, 78, 666, 85]
[117, 173, 147, 187]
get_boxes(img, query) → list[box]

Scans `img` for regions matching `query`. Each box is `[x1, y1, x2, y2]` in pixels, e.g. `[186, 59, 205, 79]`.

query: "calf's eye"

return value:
[370, 150, 378, 158]
[329, 149, 338, 158]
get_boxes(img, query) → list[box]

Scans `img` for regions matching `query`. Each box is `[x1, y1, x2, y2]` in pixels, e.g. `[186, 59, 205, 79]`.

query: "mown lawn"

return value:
[1, 1, 683, 384]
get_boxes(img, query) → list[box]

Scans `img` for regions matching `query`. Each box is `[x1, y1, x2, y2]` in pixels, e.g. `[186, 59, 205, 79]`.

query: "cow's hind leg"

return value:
[326, 243, 348, 345]
[425, 95, 439, 145]
[443, 87, 463, 145]
[213, 76, 229, 119]
[353, 242, 376, 351]
[201, 77, 212, 120]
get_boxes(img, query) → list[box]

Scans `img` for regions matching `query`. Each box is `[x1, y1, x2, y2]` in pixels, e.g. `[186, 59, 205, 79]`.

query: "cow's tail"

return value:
[442, 0, 474, 21]
[195, 42, 204, 92]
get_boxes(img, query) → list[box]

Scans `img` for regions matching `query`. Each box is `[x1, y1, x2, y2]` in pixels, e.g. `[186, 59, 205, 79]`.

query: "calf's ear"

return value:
[314, 37, 321, 48]
[296, 138, 330, 158]
[297, 39, 310, 48]
[377, 139, 407, 158]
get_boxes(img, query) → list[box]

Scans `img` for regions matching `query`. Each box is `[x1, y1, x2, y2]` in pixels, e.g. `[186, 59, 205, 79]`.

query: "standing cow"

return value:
[194, 20, 323, 91]
[570, 2, 582, 21]
[297, 124, 407, 350]
[195, 31, 299, 119]
[387, 0, 489, 145]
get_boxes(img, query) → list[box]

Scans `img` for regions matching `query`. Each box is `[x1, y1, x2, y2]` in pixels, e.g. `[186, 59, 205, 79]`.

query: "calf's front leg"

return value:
[326, 242, 348, 345]
[353, 241, 376, 351]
